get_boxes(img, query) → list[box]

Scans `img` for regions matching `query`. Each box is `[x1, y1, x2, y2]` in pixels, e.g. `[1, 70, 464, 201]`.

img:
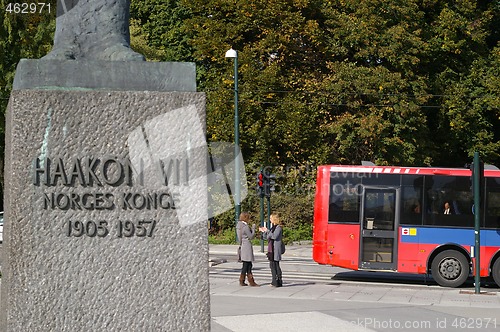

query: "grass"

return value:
[208, 224, 312, 245]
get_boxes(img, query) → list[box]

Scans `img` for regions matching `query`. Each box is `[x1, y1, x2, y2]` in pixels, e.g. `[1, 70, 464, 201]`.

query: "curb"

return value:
[209, 258, 227, 267]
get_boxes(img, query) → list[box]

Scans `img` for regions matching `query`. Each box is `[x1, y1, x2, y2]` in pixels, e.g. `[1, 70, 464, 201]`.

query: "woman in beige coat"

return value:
[236, 212, 259, 286]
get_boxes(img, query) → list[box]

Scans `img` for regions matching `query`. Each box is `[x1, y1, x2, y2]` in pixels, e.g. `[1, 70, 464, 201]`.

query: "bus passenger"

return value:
[443, 202, 453, 215]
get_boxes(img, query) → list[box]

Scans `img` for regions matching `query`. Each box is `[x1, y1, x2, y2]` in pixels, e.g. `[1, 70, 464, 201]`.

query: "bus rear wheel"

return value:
[492, 259, 500, 287]
[431, 250, 469, 288]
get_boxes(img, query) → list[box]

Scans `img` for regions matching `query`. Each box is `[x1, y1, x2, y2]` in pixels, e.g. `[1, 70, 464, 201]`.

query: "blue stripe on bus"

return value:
[400, 227, 500, 246]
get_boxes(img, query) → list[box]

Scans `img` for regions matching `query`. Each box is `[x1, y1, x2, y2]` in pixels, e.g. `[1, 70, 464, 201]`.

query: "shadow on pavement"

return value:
[333, 271, 435, 286]
[283, 282, 316, 287]
[332, 271, 500, 290]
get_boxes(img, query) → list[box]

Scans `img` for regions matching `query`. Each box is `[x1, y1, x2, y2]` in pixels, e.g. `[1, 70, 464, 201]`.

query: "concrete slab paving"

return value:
[213, 311, 375, 332]
[289, 283, 338, 300]
[378, 288, 417, 303]
[348, 286, 389, 302]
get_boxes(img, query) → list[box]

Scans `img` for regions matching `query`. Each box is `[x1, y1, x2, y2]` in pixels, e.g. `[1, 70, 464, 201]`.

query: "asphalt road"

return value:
[209, 245, 500, 332]
[209, 251, 500, 291]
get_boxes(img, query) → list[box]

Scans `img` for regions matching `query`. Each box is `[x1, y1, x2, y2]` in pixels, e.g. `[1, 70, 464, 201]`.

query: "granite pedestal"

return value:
[1, 60, 209, 331]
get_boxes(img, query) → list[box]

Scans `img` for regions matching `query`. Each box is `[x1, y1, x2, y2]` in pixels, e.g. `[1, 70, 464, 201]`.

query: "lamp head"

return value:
[225, 48, 237, 58]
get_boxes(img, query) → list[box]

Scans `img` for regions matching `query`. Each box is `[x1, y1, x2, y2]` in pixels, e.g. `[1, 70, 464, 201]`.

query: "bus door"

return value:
[359, 187, 399, 271]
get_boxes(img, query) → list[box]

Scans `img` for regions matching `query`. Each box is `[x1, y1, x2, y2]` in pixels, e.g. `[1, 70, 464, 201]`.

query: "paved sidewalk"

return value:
[210, 243, 500, 332]
[209, 244, 500, 309]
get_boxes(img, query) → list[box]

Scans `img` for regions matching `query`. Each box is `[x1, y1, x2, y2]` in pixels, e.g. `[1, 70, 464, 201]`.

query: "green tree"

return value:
[176, 0, 499, 167]
[422, 0, 500, 165]
[0, 1, 56, 207]
[1, 0, 498, 237]
[130, 0, 194, 61]
[174, 0, 499, 238]
[181, 0, 330, 166]
[441, 46, 500, 163]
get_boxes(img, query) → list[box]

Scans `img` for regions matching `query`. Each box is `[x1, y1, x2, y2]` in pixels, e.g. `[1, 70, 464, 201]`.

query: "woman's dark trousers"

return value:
[270, 260, 282, 287]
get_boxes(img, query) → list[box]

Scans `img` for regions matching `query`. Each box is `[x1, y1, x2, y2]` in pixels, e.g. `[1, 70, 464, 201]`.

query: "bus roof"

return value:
[318, 165, 500, 177]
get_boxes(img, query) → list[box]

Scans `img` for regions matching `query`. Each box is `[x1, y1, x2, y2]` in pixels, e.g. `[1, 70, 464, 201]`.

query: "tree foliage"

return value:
[165, 0, 499, 167]
[0, 0, 56, 208]
[1, 0, 499, 229]
[133, 0, 499, 229]
[130, 0, 194, 61]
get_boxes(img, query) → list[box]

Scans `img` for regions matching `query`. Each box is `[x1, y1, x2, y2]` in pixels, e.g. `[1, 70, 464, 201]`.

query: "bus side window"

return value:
[328, 199, 360, 223]
[424, 175, 474, 227]
[400, 185, 423, 225]
[485, 190, 500, 229]
[328, 176, 360, 223]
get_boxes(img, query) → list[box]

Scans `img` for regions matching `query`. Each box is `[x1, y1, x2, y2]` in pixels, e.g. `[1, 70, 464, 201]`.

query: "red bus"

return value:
[313, 165, 500, 287]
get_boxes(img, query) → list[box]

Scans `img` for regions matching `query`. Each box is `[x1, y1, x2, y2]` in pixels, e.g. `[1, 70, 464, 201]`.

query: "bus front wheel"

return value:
[431, 250, 469, 288]
[492, 259, 500, 287]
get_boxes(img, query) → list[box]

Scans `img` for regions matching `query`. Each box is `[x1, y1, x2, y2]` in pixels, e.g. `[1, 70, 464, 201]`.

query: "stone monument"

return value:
[0, 1, 210, 331]
[46, 0, 145, 61]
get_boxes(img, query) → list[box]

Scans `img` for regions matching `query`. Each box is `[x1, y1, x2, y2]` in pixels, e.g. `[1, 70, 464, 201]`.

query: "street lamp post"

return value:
[225, 48, 240, 241]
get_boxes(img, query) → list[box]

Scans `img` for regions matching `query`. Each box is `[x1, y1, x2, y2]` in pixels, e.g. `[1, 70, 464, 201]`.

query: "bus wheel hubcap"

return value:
[440, 258, 460, 279]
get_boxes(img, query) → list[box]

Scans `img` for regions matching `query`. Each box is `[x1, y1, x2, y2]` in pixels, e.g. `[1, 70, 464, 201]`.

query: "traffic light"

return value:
[264, 172, 276, 197]
[256, 171, 264, 197]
